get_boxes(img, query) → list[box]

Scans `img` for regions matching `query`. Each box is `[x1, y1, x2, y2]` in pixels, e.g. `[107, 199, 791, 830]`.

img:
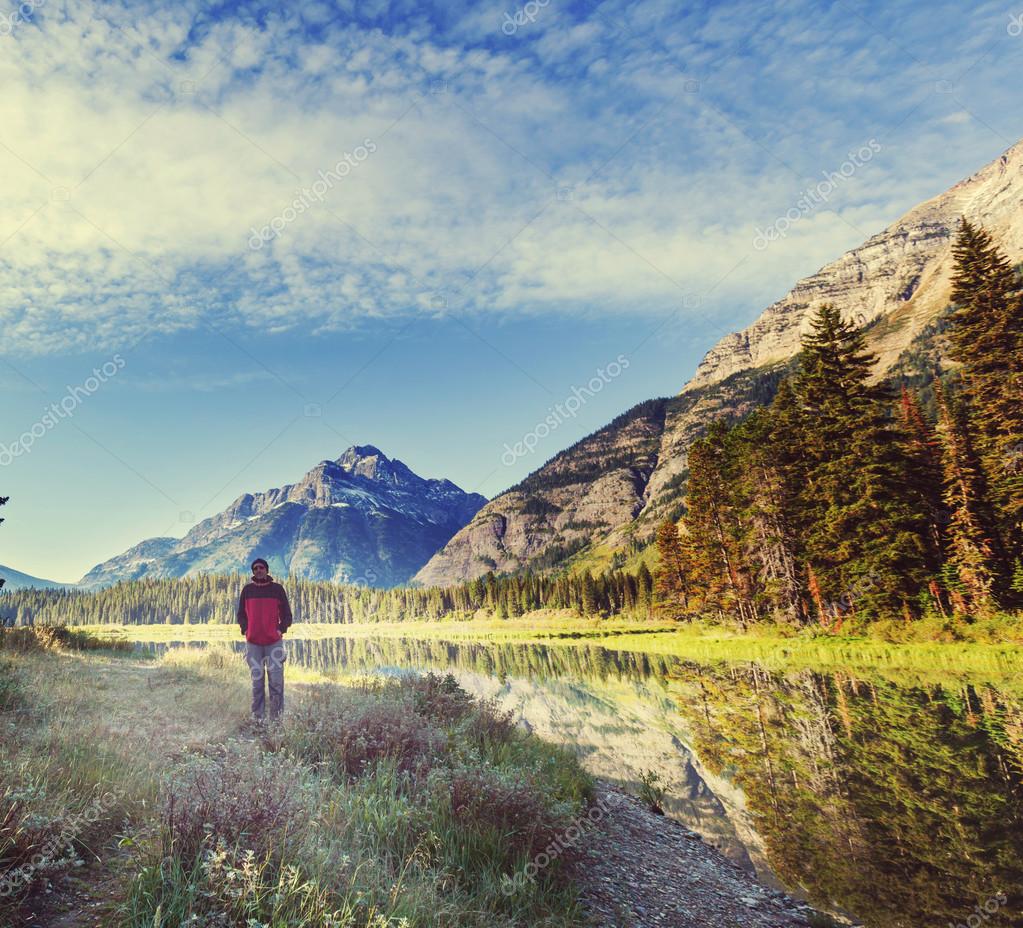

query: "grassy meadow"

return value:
[0, 627, 593, 927]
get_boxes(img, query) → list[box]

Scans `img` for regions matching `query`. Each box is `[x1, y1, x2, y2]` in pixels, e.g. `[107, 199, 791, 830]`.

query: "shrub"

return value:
[398, 673, 518, 748]
[0, 779, 55, 898]
[440, 765, 561, 863]
[0, 769, 124, 910]
[458, 697, 518, 748]
[161, 745, 313, 868]
[0, 627, 57, 653]
[637, 770, 666, 815]
[346, 703, 443, 779]
[0, 626, 133, 654]
[400, 672, 474, 725]
[282, 687, 441, 785]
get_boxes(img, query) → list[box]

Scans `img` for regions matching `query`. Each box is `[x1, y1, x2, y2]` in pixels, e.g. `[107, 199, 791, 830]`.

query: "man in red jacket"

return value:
[237, 558, 293, 721]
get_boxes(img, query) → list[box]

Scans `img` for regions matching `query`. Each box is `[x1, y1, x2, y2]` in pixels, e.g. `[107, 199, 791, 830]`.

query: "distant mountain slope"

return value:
[415, 139, 1023, 587]
[414, 398, 670, 586]
[415, 366, 785, 587]
[80, 446, 487, 589]
[0, 564, 69, 591]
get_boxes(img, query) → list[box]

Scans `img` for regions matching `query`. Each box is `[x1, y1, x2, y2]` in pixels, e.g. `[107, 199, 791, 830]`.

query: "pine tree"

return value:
[468, 575, 485, 610]
[795, 304, 931, 615]
[580, 571, 599, 616]
[636, 562, 654, 616]
[897, 386, 947, 566]
[684, 422, 758, 626]
[947, 219, 1023, 559]
[732, 406, 807, 625]
[484, 572, 498, 611]
[654, 519, 692, 620]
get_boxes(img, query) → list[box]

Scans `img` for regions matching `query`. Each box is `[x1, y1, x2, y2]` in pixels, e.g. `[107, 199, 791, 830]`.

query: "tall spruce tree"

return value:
[636, 562, 654, 615]
[732, 408, 807, 625]
[947, 219, 1023, 561]
[898, 386, 948, 567]
[580, 571, 599, 616]
[684, 422, 758, 627]
[795, 305, 931, 615]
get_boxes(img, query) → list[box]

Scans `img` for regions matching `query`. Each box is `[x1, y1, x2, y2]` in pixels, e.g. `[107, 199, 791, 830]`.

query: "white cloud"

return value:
[0, 0, 1019, 355]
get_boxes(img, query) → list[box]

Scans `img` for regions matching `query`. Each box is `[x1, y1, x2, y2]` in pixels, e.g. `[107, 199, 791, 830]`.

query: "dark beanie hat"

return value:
[251, 558, 269, 570]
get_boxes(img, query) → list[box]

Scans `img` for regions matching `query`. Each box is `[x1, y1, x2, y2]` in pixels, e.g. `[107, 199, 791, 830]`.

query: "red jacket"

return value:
[237, 577, 293, 645]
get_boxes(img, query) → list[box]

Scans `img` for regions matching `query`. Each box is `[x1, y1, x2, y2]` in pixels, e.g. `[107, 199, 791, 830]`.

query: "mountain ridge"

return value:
[683, 138, 1023, 393]
[80, 446, 487, 589]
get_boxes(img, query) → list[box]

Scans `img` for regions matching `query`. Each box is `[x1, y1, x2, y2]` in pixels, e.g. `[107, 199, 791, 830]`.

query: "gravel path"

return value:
[575, 783, 825, 928]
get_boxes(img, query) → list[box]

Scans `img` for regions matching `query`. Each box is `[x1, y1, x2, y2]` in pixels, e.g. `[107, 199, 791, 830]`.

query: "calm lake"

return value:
[142, 634, 1023, 928]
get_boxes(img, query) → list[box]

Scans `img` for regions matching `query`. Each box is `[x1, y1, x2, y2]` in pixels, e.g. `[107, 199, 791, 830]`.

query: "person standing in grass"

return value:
[237, 558, 292, 722]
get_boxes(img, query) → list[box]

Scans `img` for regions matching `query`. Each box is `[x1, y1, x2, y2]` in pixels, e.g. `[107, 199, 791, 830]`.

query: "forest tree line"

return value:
[655, 221, 1023, 627]
[0, 564, 656, 627]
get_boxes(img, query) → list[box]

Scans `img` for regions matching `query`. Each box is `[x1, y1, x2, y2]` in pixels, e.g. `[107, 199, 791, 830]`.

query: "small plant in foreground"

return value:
[161, 745, 313, 867]
[637, 770, 667, 815]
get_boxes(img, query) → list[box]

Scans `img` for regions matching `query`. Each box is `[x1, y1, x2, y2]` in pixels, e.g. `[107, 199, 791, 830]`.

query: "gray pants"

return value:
[245, 642, 286, 720]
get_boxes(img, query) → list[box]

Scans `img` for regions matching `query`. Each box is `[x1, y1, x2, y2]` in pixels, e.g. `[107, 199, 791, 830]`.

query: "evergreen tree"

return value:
[947, 219, 1023, 558]
[795, 305, 931, 615]
[685, 422, 758, 626]
[580, 571, 599, 616]
[636, 562, 654, 615]
[732, 407, 807, 625]
[654, 519, 692, 620]
[898, 386, 948, 562]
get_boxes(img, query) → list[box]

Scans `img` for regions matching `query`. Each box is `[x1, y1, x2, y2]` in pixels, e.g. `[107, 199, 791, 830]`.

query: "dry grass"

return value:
[2, 642, 593, 927]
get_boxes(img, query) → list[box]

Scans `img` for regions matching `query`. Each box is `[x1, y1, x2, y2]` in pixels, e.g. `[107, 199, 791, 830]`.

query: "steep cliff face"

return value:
[415, 139, 1023, 587]
[80, 446, 486, 589]
[414, 400, 668, 586]
[684, 139, 1023, 392]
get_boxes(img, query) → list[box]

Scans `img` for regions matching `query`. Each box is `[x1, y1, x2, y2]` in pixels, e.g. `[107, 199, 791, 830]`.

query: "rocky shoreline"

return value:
[575, 782, 842, 928]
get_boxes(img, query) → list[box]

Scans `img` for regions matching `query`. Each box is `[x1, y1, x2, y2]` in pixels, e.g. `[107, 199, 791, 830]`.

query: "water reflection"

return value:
[144, 636, 1023, 927]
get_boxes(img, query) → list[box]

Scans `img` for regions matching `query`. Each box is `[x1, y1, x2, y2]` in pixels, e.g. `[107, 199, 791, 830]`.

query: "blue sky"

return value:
[1, 0, 1020, 582]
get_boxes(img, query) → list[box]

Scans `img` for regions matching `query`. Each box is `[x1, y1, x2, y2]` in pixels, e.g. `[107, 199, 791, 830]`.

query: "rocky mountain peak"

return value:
[334, 445, 418, 486]
[681, 138, 1023, 393]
